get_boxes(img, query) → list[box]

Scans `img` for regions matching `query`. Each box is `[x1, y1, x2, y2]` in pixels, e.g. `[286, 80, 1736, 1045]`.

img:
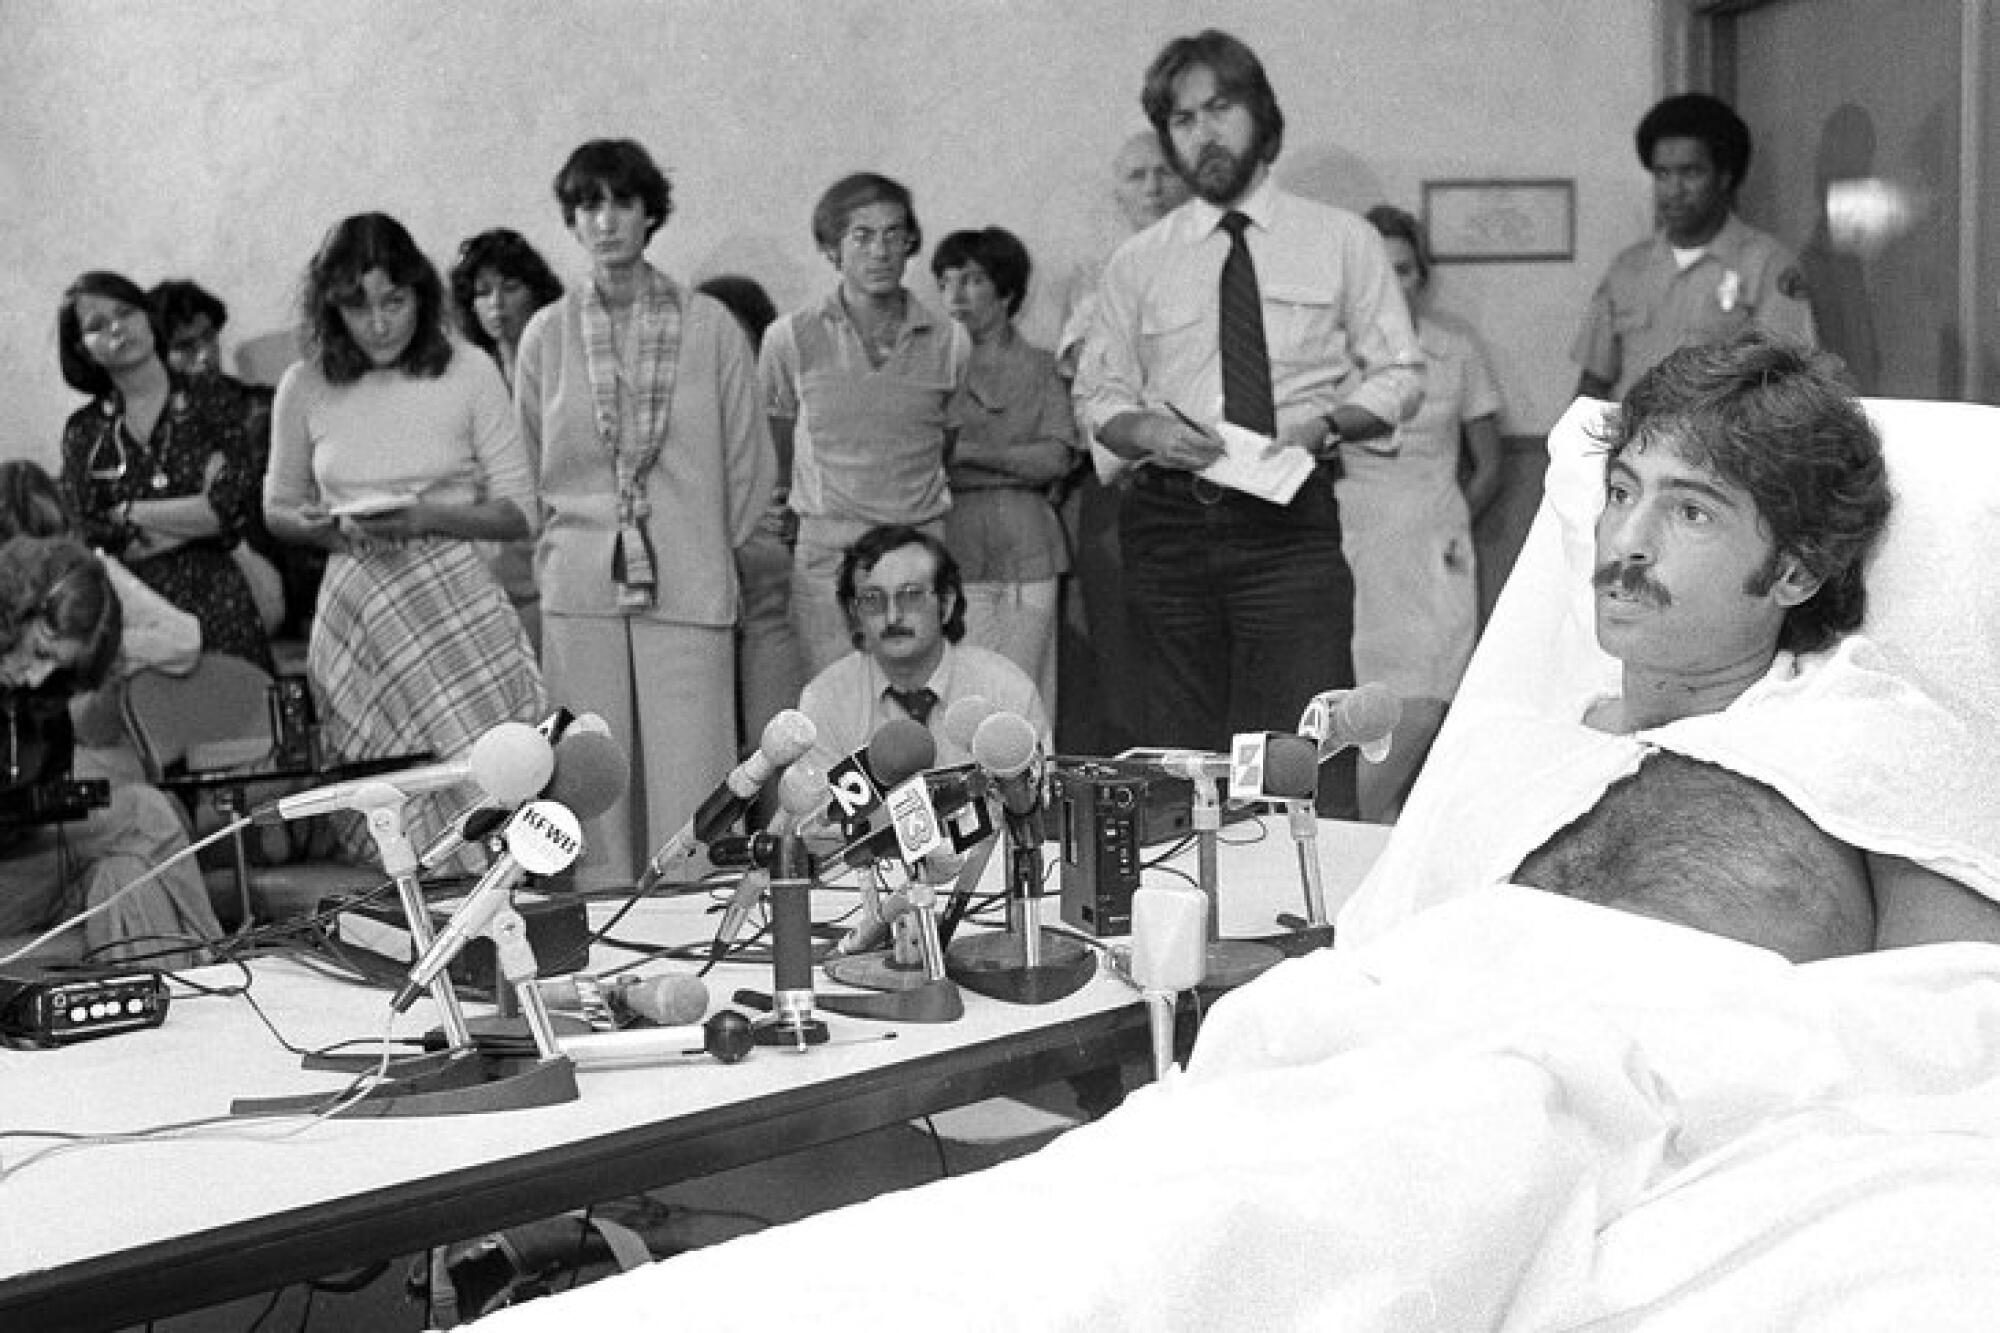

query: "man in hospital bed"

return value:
[469, 335, 2000, 1329]
[1366, 330, 1999, 963]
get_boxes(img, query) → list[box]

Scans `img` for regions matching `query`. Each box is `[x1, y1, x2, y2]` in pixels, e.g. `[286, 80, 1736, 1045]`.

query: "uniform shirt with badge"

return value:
[1571, 212, 1815, 400]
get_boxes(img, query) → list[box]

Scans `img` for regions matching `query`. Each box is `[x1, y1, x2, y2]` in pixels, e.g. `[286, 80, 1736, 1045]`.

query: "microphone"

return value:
[391, 800, 583, 1012]
[1129, 882, 1208, 1082]
[635, 710, 817, 892]
[419, 707, 578, 861]
[940, 694, 996, 757]
[1135, 749, 1233, 783]
[970, 711, 1042, 823]
[1226, 731, 1321, 802]
[541, 726, 629, 819]
[710, 760, 829, 965]
[539, 971, 710, 1026]
[558, 1011, 756, 1067]
[820, 720, 939, 957]
[1298, 682, 1403, 764]
[254, 720, 553, 824]
[693, 709, 817, 841]
[418, 722, 629, 871]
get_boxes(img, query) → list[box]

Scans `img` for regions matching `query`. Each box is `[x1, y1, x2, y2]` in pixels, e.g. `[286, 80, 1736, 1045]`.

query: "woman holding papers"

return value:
[265, 212, 545, 863]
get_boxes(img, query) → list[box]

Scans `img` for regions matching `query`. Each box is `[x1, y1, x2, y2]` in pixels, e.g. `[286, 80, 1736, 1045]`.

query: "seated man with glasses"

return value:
[797, 524, 1048, 773]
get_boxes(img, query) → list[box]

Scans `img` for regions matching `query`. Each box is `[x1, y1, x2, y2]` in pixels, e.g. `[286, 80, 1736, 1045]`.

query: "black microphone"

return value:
[708, 760, 830, 967]
[755, 832, 826, 1049]
[635, 710, 817, 892]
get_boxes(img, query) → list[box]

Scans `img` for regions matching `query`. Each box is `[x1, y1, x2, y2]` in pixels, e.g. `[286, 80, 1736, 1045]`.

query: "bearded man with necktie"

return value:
[1075, 29, 1424, 817]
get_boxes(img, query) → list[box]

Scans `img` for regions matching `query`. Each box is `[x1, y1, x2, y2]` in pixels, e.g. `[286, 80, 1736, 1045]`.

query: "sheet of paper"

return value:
[1200, 421, 1316, 505]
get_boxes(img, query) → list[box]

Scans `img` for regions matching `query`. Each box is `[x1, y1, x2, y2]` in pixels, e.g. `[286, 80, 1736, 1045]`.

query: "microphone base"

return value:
[822, 949, 940, 993]
[1202, 938, 1284, 991]
[817, 979, 964, 1024]
[1261, 918, 1338, 956]
[945, 928, 1097, 1005]
[752, 1013, 829, 1049]
[236, 1049, 579, 1119]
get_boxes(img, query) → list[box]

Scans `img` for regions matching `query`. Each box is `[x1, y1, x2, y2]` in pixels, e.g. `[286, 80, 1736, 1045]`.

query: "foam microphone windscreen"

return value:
[941, 694, 995, 751]
[759, 709, 819, 768]
[1262, 733, 1321, 801]
[541, 971, 709, 1026]
[776, 758, 829, 821]
[971, 710, 1038, 779]
[468, 721, 557, 803]
[1338, 683, 1404, 744]
[615, 973, 710, 1026]
[545, 730, 629, 820]
[867, 717, 937, 787]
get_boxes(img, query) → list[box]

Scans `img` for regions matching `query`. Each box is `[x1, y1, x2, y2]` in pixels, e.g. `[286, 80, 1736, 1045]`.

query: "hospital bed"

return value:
[467, 397, 2000, 1331]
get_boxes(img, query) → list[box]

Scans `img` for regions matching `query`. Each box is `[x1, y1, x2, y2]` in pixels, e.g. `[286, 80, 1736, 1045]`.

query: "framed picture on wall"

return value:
[1422, 178, 1575, 263]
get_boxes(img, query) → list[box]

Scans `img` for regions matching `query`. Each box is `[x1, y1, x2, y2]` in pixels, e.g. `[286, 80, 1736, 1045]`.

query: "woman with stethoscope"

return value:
[56, 270, 273, 671]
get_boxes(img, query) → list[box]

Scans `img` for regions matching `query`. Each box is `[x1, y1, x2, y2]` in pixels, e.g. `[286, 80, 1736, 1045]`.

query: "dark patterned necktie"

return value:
[1218, 210, 1276, 436]
[887, 686, 938, 727]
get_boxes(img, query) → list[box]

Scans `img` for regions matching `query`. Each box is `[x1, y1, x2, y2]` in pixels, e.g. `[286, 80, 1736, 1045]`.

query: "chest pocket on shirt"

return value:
[1139, 292, 1209, 374]
[1262, 283, 1343, 370]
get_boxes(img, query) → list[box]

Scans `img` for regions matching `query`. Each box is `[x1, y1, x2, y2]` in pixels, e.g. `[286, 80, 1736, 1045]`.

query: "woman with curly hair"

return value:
[264, 212, 545, 863]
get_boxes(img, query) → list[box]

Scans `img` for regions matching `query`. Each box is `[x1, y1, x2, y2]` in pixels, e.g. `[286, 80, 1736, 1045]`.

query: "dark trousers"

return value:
[1121, 465, 1358, 818]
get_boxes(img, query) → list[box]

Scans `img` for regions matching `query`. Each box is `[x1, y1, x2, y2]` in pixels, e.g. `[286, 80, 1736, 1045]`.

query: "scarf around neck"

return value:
[581, 263, 683, 610]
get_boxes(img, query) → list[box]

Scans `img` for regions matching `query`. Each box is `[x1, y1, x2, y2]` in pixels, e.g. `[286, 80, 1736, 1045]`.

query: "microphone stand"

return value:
[945, 809, 1096, 1005]
[1188, 773, 1282, 989]
[245, 892, 582, 1119]
[1276, 798, 1338, 953]
[753, 832, 831, 1049]
[819, 857, 969, 1023]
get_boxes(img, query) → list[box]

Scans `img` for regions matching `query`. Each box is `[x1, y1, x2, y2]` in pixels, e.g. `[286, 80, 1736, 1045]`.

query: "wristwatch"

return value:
[1319, 413, 1345, 460]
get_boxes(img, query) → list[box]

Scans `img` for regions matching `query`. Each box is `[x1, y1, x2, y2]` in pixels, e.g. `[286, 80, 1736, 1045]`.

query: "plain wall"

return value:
[0, 0, 1660, 469]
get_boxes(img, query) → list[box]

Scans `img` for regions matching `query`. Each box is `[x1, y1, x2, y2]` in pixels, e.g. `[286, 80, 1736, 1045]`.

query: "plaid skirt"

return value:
[310, 540, 547, 866]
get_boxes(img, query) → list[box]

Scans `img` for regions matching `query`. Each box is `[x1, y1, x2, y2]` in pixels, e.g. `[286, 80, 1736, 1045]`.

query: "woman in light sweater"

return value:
[265, 212, 546, 862]
[515, 140, 774, 889]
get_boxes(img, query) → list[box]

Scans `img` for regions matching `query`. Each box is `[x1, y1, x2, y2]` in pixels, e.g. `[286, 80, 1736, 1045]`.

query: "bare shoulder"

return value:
[1869, 851, 2000, 949]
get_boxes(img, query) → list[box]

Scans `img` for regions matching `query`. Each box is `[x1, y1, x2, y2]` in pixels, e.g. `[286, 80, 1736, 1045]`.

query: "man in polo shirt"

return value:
[1573, 92, 1816, 401]
[759, 173, 971, 677]
[797, 524, 1047, 775]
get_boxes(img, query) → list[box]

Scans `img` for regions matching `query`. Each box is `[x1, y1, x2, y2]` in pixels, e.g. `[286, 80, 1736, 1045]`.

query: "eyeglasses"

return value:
[843, 225, 912, 254]
[852, 584, 935, 617]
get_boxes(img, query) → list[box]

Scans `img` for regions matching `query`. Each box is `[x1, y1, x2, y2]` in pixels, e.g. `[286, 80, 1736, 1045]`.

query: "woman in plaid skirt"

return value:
[264, 213, 546, 866]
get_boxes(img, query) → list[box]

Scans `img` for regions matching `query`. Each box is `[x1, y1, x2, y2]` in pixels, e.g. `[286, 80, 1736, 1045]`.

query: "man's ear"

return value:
[1771, 553, 1824, 608]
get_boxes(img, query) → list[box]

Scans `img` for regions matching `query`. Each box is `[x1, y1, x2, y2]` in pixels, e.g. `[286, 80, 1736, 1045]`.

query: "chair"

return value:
[121, 653, 371, 927]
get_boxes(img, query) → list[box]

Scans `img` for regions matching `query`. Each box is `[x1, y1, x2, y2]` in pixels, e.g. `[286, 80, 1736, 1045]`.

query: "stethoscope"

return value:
[86, 390, 187, 494]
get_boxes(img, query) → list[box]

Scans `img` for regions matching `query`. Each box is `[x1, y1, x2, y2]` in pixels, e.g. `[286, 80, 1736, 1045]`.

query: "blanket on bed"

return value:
[467, 889, 2000, 1332]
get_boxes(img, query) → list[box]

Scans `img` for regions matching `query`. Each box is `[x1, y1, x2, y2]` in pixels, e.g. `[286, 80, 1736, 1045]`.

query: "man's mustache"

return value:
[1592, 559, 1671, 608]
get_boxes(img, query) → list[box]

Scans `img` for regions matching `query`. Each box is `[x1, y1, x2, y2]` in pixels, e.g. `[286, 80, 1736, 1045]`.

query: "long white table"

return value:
[0, 817, 1389, 1330]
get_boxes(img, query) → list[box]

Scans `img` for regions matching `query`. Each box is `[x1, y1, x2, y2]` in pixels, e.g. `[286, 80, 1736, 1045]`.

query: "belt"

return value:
[1132, 459, 1339, 507]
